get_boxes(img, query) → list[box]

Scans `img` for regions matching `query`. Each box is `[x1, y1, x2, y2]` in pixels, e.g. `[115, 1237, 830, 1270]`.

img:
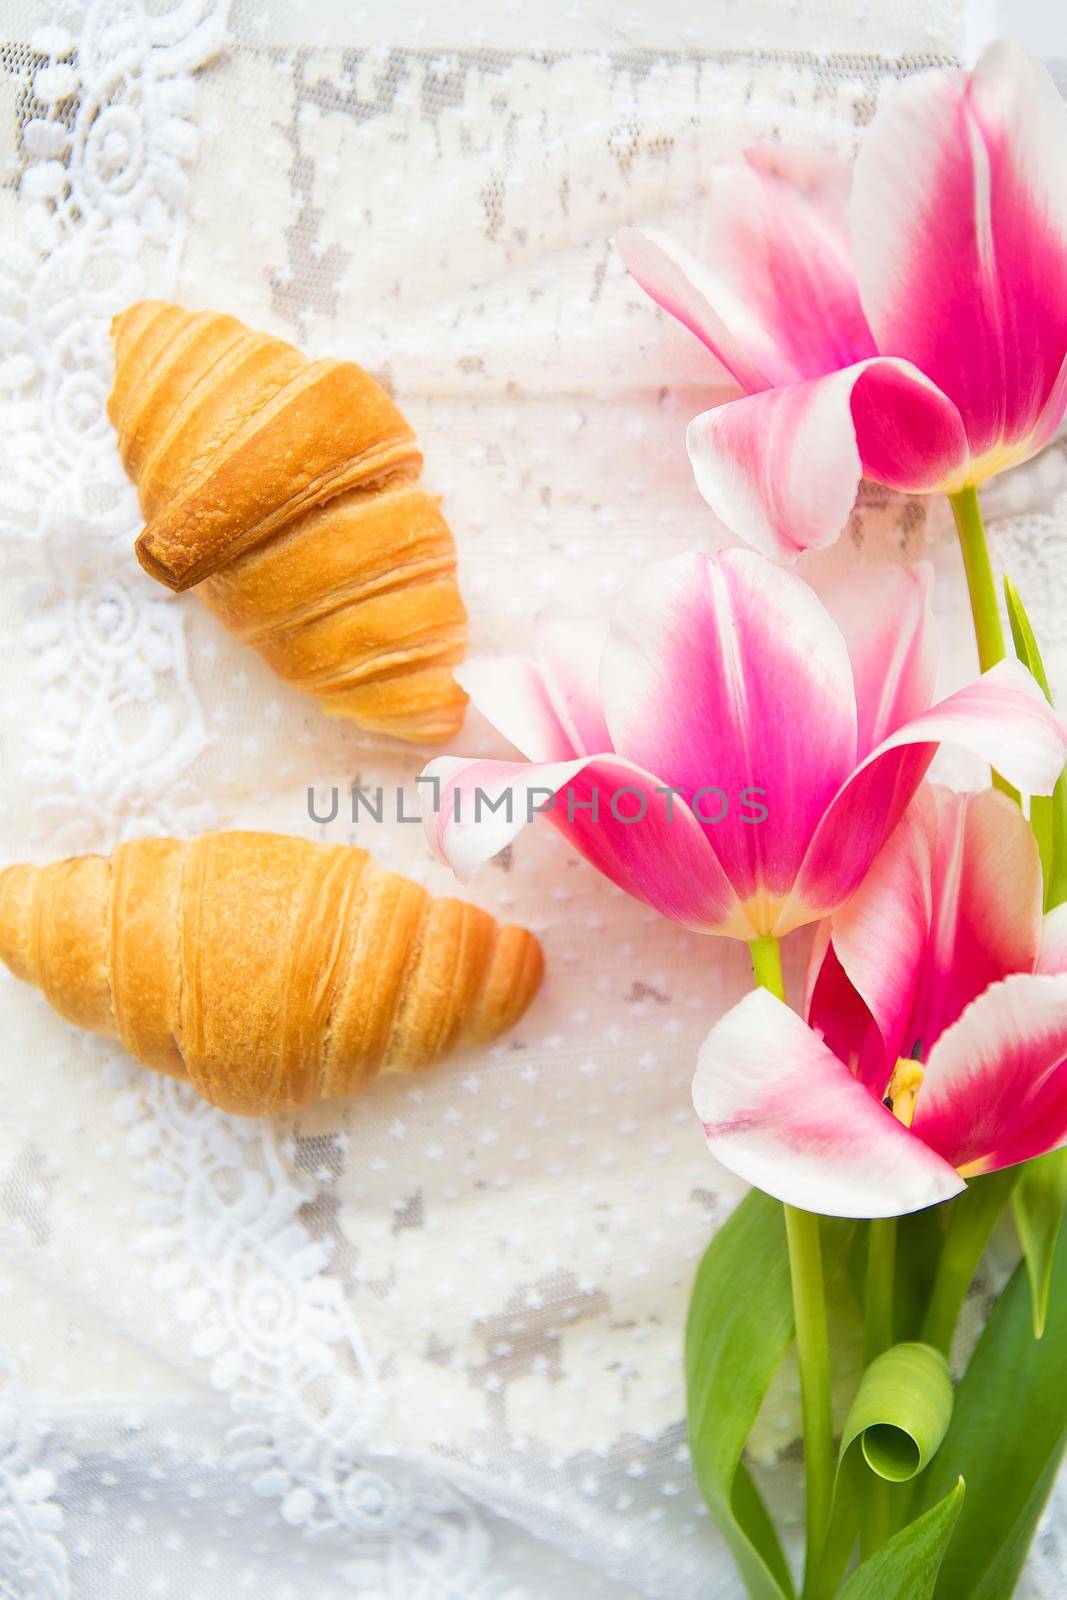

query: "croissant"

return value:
[108, 301, 468, 744]
[0, 832, 543, 1115]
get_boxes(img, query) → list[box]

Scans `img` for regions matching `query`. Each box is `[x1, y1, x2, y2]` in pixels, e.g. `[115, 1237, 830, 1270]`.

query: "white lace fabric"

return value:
[1, 2, 1066, 1596]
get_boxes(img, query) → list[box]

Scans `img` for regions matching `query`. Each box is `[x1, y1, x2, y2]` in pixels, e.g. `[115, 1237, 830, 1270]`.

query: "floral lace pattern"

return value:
[1, 5, 509, 1593]
[129, 1085, 499, 1594]
[0, 1347, 68, 1600]
[0, 2, 219, 852]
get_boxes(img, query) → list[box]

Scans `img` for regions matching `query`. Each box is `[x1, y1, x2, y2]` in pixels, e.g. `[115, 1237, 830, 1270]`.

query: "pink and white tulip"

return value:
[694, 786, 1067, 1217]
[618, 41, 1067, 560]
[422, 549, 1066, 941]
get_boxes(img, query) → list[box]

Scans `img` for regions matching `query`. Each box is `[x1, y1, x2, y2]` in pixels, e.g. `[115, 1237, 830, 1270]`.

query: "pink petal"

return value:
[600, 548, 857, 931]
[617, 226, 766, 392]
[1028, 350, 1067, 462]
[807, 792, 935, 1096]
[617, 156, 872, 392]
[1038, 904, 1067, 975]
[742, 144, 854, 228]
[852, 40, 1067, 475]
[871, 659, 1067, 795]
[456, 606, 612, 763]
[805, 934, 891, 1097]
[420, 754, 751, 936]
[534, 608, 613, 756]
[913, 973, 1067, 1175]
[456, 657, 579, 762]
[686, 360, 967, 560]
[818, 563, 937, 755]
[913, 785, 1042, 1041]
[813, 786, 1042, 1088]
[693, 988, 965, 1218]
[781, 660, 1066, 935]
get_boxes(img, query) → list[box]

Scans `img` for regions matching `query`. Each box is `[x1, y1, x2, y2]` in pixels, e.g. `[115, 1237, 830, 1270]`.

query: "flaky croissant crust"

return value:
[0, 832, 543, 1115]
[108, 302, 468, 744]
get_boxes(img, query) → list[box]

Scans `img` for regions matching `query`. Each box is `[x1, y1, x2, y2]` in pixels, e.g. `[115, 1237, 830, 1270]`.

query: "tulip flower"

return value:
[422, 549, 1066, 942]
[693, 784, 1067, 1217]
[617, 40, 1067, 566]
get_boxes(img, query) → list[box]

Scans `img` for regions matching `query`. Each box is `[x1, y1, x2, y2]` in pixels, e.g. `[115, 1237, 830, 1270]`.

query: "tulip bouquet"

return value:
[423, 40, 1067, 1600]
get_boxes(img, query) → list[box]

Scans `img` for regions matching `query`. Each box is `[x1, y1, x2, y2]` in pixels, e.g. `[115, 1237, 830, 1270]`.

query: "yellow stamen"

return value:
[883, 1058, 925, 1129]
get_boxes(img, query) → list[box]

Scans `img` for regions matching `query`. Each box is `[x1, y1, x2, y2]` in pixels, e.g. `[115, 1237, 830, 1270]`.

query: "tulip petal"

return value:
[783, 660, 1067, 935]
[853, 40, 1067, 472]
[600, 548, 856, 929]
[913, 973, 1067, 1175]
[534, 608, 613, 756]
[686, 360, 967, 560]
[1029, 349, 1067, 463]
[456, 607, 612, 763]
[617, 226, 767, 392]
[618, 157, 873, 392]
[814, 786, 1042, 1085]
[807, 794, 934, 1096]
[742, 144, 854, 227]
[818, 562, 936, 755]
[804, 932, 891, 1098]
[1038, 904, 1067, 975]
[421, 753, 750, 935]
[456, 657, 578, 762]
[915, 785, 1042, 1039]
[693, 988, 965, 1218]
[868, 659, 1067, 796]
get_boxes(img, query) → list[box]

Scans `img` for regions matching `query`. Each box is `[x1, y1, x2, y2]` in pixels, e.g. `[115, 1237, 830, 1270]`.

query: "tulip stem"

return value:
[864, 1216, 896, 1366]
[750, 936, 834, 1596]
[861, 1218, 897, 1559]
[749, 933, 786, 999]
[949, 485, 1018, 802]
[950, 485, 1005, 672]
[784, 1203, 835, 1598]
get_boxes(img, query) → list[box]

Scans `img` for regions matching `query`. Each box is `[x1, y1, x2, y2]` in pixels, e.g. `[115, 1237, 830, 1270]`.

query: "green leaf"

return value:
[841, 1342, 954, 1484]
[686, 1191, 797, 1600]
[836, 1481, 965, 1600]
[686, 1196, 854, 1599]
[1005, 576, 1067, 908]
[968, 1448, 1063, 1600]
[892, 1208, 948, 1342]
[1013, 1148, 1067, 1338]
[1004, 575, 1054, 701]
[817, 1343, 954, 1593]
[922, 1169, 1020, 1355]
[918, 1211, 1067, 1598]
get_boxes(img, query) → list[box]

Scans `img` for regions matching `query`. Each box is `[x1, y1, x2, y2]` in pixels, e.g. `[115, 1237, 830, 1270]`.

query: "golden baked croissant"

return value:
[108, 301, 468, 744]
[0, 832, 542, 1115]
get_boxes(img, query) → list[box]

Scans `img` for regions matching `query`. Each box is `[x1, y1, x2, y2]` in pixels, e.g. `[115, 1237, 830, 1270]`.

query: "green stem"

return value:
[750, 936, 834, 1597]
[749, 933, 786, 999]
[785, 1203, 836, 1598]
[864, 1217, 897, 1366]
[922, 1168, 1021, 1355]
[861, 1218, 897, 1559]
[949, 485, 1005, 673]
[949, 486, 1018, 803]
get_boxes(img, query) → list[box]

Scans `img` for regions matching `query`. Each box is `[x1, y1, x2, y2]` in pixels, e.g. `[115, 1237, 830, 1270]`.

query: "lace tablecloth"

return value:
[1, 2, 1066, 1595]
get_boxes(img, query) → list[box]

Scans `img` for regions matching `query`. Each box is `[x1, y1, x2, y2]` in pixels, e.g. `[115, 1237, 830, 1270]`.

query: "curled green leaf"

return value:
[918, 1218, 1067, 1599]
[841, 1342, 954, 1484]
[814, 1343, 954, 1595]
